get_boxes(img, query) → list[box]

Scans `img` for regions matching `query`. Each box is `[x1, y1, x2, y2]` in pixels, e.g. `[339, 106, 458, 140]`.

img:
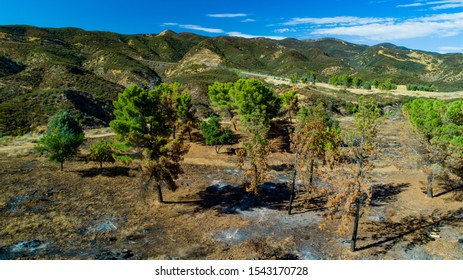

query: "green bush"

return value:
[199, 115, 237, 153]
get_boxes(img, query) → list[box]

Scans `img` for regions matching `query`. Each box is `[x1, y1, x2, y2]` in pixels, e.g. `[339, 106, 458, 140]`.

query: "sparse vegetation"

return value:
[2, 25, 463, 261]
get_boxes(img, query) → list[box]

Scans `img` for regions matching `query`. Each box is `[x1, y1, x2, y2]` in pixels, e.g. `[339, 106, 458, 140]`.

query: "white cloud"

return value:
[227, 32, 286, 40]
[305, 12, 463, 41]
[397, 3, 425, 7]
[180, 24, 224, 33]
[241, 18, 256, 23]
[163, 23, 224, 34]
[438, 46, 463, 52]
[397, 1, 463, 10]
[283, 16, 391, 26]
[207, 13, 247, 18]
[274, 28, 296, 33]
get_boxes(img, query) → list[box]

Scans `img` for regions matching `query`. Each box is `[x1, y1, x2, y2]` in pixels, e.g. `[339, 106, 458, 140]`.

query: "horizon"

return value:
[1, 0, 463, 54]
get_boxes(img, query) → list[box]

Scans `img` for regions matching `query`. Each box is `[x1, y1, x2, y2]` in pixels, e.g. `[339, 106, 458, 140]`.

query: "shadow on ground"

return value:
[78, 166, 132, 178]
[435, 183, 463, 201]
[370, 183, 410, 206]
[195, 182, 291, 214]
[358, 208, 463, 255]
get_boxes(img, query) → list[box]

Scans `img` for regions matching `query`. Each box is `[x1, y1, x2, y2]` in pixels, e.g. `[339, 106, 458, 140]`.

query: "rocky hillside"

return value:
[1, 25, 462, 135]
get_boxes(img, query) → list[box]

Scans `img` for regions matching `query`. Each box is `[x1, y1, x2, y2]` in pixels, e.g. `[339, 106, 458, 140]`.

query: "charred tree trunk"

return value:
[309, 158, 315, 186]
[288, 167, 297, 215]
[351, 199, 361, 252]
[427, 175, 433, 198]
[188, 128, 193, 142]
[156, 184, 164, 203]
[351, 132, 365, 252]
[252, 163, 259, 206]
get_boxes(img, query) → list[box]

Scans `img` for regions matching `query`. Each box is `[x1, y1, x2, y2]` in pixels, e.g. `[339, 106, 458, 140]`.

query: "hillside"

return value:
[1, 25, 462, 135]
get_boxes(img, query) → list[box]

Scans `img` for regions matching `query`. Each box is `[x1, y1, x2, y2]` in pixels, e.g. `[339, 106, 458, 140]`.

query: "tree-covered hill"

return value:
[1, 25, 462, 135]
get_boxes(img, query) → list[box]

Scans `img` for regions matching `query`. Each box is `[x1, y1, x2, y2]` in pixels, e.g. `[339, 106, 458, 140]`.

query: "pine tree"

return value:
[110, 84, 189, 204]
[199, 115, 237, 153]
[281, 90, 299, 123]
[35, 110, 84, 172]
[237, 112, 270, 201]
[208, 81, 237, 130]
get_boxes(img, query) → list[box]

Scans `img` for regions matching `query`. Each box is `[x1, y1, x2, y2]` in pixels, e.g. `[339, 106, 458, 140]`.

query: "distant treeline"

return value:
[328, 74, 397, 91]
[406, 84, 437, 92]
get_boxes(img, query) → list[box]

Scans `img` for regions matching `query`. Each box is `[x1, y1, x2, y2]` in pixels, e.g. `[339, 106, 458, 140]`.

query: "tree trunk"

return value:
[188, 128, 193, 142]
[99, 161, 103, 174]
[427, 175, 433, 198]
[288, 167, 297, 215]
[351, 132, 365, 252]
[309, 158, 315, 186]
[351, 199, 361, 252]
[59, 161, 63, 172]
[156, 184, 164, 203]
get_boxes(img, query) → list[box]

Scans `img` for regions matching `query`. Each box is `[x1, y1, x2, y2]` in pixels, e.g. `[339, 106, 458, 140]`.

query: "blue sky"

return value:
[1, 0, 463, 53]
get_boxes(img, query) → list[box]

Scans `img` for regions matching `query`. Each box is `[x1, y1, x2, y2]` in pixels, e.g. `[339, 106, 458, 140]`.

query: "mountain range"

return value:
[1, 25, 462, 135]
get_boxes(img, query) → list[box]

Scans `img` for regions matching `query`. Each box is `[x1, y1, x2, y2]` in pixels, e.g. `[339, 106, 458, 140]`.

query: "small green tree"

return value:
[281, 90, 299, 123]
[237, 112, 270, 201]
[340, 74, 353, 88]
[199, 115, 237, 153]
[290, 73, 299, 84]
[232, 78, 281, 122]
[363, 81, 372, 90]
[378, 78, 397, 90]
[352, 77, 363, 88]
[35, 110, 84, 172]
[329, 75, 340, 86]
[88, 139, 115, 173]
[308, 71, 317, 85]
[208, 81, 237, 130]
[152, 82, 186, 138]
[175, 90, 197, 142]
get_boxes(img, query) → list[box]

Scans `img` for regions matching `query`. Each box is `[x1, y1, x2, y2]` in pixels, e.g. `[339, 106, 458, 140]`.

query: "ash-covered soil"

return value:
[1, 115, 462, 260]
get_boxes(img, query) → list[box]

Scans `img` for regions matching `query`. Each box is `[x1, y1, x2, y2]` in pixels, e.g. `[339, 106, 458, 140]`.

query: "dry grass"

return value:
[0, 113, 462, 260]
